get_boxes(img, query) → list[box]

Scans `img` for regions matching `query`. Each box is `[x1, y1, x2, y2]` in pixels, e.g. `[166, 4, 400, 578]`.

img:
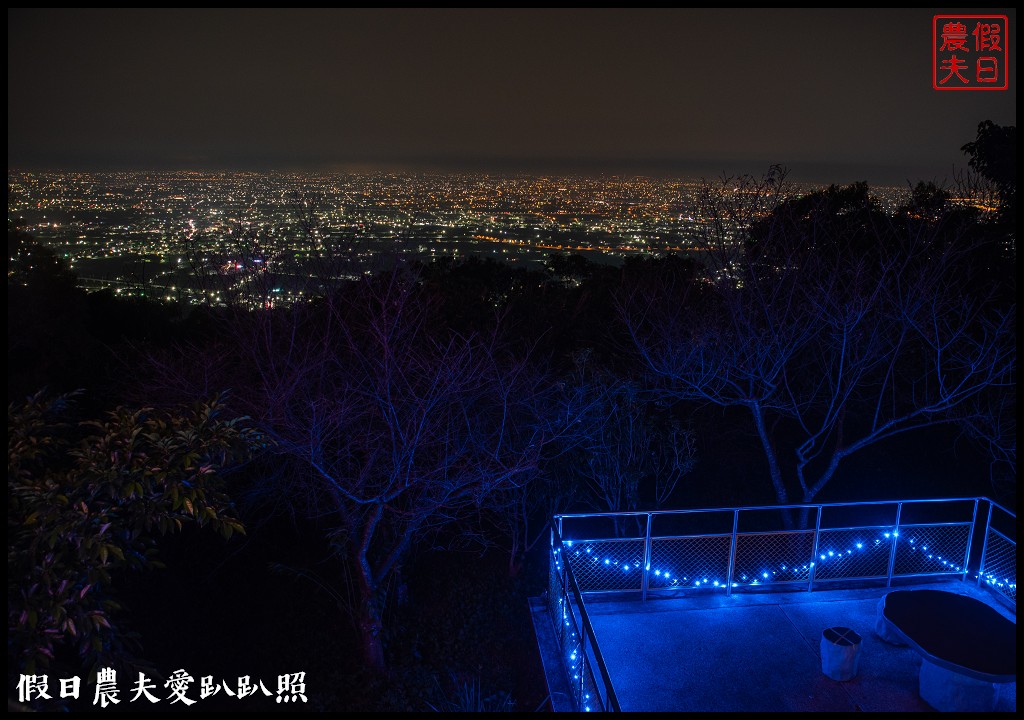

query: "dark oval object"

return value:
[882, 589, 1016, 681]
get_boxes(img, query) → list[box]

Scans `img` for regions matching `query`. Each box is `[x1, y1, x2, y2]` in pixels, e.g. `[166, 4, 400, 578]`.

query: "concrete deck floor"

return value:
[566, 581, 1015, 712]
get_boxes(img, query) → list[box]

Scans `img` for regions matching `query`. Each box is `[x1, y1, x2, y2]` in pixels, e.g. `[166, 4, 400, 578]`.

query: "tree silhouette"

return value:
[961, 120, 1016, 225]
[147, 268, 569, 671]
[623, 169, 1015, 505]
[8, 393, 256, 677]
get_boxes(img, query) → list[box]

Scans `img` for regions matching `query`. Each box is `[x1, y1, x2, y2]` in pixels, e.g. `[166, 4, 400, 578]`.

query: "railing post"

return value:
[556, 544, 566, 647]
[585, 626, 593, 708]
[977, 501, 994, 587]
[563, 565, 571, 646]
[641, 513, 653, 602]
[808, 505, 823, 592]
[726, 509, 739, 596]
[550, 524, 555, 561]
[885, 502, 903, 587]
[962, 498, 980, 582]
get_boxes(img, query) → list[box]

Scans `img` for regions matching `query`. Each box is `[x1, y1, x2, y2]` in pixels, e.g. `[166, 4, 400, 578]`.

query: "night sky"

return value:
[7, 8, 1017, 183]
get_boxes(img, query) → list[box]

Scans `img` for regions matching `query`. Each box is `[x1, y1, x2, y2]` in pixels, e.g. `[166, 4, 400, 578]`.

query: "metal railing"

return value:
[546, 496, 1015, 711]
[547, 524, 621, 712]
[978, 499, 1017, 605]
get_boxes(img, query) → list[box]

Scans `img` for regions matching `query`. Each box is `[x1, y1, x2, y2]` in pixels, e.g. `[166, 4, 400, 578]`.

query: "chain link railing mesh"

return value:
[980, 531, 1017, 604]
[733, 531, 815, 586]
[561, 611, 583, 709]
[548, 547, 565, 644]
[564, 539, 645, 593]
[893, 524, 970, 577]
[812, 527, 892, 580]
[647, 535, 731, 590]
[580, 638, 604, 712]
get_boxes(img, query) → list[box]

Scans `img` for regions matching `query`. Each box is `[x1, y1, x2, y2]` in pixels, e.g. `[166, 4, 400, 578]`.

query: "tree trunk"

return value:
[355, 558, 386, 673]
[508, 552, 524, 578]
[750, 401, 788, 504]
[357, 604, 386, 673]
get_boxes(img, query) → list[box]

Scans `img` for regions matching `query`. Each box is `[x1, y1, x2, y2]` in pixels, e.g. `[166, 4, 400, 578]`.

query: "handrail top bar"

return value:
[988, 526, 1015, 544]
[562, 520, 978, 546]
[554, 496, 1012, 521]
[988, 499, 1015, 518]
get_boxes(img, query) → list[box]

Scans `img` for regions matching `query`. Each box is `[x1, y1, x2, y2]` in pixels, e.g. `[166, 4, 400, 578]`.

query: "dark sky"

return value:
[7, 8, 1017, 184]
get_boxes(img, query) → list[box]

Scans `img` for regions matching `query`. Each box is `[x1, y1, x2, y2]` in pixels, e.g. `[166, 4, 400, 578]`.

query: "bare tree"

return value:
[623, 171, 1015, 505]
[955, 387, 1016, 496]
[155, 268, 561, 672]
[479, 354, 635, 575]
[569, 372, 696, 513]
[483, 466, 578, 577]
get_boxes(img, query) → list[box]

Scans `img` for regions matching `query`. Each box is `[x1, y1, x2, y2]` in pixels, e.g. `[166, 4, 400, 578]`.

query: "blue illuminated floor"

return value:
[580, 581, 1015, 712]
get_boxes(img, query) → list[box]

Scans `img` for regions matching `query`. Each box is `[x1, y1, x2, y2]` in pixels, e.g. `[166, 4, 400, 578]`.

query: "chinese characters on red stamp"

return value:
[934, 15, 1009, 90]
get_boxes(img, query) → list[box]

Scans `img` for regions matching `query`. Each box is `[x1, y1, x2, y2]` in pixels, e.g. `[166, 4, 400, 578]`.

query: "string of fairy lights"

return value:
[552, 528, 1007, 589]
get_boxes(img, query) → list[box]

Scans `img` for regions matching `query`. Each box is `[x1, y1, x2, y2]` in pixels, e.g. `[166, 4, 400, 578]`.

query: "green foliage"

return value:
[7, 391, 259, 675]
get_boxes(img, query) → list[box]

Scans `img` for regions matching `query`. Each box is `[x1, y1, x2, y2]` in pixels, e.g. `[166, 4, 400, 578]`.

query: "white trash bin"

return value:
[821, 626, 862, 681]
